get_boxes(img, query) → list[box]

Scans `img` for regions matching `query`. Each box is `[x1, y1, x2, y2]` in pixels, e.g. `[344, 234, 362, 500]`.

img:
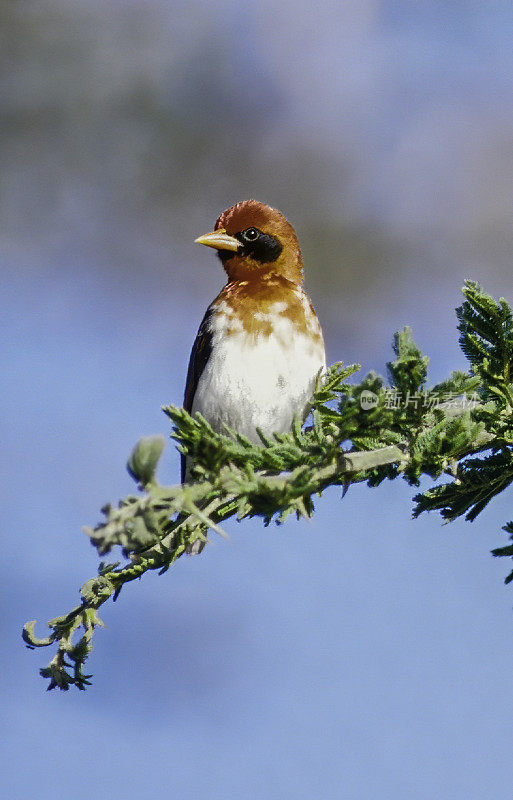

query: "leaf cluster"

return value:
[414, 281, 513, 529]
[23, 280, 513, 689]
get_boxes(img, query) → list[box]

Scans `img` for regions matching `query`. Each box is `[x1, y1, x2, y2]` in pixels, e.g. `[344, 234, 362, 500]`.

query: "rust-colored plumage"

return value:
[213, 199, 303, 284]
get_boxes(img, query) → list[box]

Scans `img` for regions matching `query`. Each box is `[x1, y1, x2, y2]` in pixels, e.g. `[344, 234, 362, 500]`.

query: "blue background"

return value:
[3, 2, 513, 797]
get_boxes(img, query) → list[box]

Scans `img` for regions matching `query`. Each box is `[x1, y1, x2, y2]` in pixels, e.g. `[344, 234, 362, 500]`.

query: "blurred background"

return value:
[3, 1, 513, 797]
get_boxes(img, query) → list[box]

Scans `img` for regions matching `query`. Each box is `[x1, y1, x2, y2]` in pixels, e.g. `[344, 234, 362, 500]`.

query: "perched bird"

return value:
[183, 200, 326, 485]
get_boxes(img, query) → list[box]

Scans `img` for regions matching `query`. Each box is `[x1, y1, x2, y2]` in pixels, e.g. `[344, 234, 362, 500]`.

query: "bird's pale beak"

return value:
[194, 228, 241, 252]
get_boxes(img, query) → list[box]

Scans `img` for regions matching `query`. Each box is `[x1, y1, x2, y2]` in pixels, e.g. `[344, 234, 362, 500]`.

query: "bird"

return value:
[183, 200, 326, 521]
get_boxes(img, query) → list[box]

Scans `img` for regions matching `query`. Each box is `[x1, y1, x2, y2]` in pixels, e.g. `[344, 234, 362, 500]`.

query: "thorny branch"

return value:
[23, 281, 513, 689]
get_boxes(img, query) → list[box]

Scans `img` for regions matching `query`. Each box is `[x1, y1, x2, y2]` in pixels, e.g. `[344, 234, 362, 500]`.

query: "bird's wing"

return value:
[182, 306, 214, 481]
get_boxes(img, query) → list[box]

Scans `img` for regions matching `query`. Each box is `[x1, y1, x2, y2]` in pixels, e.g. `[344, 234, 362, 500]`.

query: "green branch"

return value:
[24, 281, 513, 690]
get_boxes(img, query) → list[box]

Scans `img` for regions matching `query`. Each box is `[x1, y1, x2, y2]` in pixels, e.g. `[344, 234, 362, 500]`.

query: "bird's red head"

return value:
[195, 200, 303, 284]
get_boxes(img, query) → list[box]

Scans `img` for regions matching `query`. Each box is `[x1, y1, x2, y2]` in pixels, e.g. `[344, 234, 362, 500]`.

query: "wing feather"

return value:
[182, 307, 214, 481]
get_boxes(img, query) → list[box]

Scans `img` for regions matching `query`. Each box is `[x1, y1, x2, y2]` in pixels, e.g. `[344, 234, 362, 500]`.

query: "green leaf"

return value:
[127, 435, 166, 486]
[22, 621, 55, 648]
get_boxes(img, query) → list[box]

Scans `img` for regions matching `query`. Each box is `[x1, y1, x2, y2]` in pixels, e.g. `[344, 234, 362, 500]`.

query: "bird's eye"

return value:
[242, 227, 259, 241]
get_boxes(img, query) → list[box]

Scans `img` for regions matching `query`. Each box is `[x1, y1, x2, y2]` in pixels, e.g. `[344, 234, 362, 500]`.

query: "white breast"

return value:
[191, 297, 326, 442]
